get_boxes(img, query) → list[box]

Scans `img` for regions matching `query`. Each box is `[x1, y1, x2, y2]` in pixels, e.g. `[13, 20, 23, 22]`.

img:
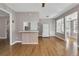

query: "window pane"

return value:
[56, 18, 64, 33]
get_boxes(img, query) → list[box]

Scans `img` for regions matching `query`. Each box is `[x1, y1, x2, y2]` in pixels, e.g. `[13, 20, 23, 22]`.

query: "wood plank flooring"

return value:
[0, 37, 68, 56]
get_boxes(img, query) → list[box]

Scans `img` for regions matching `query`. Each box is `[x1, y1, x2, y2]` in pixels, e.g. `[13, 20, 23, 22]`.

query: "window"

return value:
[65, 11, 78, 39]
[56, 18, 64, 33]
[74, 20, 77, 33]
[30, 22, 38, 30]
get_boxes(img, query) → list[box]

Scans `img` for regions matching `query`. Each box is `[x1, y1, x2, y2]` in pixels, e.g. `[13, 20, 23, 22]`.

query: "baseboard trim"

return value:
[11, 41, 38, 45]
[0, 37, 7, 39]
[11, 41, 22, 45]
[22, 43, 38, 44]
[39, 35, 42, 37]
[39, 35, 55, 38]
[55, 36, 65, 41]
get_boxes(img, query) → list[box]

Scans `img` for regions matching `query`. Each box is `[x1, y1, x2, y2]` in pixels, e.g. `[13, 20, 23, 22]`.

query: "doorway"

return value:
[0, 10, 10, 47]
[42, 24, 50, 37]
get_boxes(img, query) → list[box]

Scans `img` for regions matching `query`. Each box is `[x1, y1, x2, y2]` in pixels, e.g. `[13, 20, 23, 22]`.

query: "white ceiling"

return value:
[5, 3, 78, 19]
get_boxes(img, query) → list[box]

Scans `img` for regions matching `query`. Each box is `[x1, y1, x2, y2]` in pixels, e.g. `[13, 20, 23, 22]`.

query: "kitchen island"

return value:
[19, 31, 38, 44]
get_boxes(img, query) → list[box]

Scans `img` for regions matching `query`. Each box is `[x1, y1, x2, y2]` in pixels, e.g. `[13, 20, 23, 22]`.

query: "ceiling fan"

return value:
[42, 3, 45, 7]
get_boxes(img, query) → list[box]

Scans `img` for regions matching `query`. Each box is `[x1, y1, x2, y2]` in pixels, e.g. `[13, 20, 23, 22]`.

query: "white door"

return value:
[42, 24, 50, 37]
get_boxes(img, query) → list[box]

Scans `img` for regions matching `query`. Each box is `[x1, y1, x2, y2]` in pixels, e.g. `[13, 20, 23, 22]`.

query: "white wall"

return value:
[15, 12, 39, 41]
[50, 19, 55, 36]
[38, 18, 55, 36]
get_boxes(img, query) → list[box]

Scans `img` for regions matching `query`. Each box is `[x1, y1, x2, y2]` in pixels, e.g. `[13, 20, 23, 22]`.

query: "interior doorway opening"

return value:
[0, 10, 10, 47]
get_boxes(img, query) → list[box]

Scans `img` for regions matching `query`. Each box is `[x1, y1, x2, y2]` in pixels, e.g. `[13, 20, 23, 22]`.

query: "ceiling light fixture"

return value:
[42, 3, 45, 7]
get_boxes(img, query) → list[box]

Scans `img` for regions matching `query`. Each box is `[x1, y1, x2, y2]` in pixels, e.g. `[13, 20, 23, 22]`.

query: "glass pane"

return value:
[56, 18, 64, 33]
[65, 12, 78, 56]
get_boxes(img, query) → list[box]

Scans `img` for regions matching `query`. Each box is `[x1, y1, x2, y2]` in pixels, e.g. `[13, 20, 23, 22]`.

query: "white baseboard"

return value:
[55, 35, 65, 41]
[11, 41, 22, 45]
[39, 35, 55, 37]
[38, 35, 42, 37]
[22, 42, 38, 44]
[11, 41, 38, 45]
[0, 37, 7, 39]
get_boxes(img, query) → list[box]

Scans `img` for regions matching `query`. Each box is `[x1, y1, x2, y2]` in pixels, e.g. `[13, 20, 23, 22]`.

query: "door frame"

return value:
[0, 8, 12, 45]
[42, 23, 50, 37]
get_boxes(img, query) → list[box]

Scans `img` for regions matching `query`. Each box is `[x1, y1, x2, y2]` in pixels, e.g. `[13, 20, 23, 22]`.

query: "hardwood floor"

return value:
[0, 39, 9, 49]
[0, 37, 68, 56]
[2, 37, 79, 56]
